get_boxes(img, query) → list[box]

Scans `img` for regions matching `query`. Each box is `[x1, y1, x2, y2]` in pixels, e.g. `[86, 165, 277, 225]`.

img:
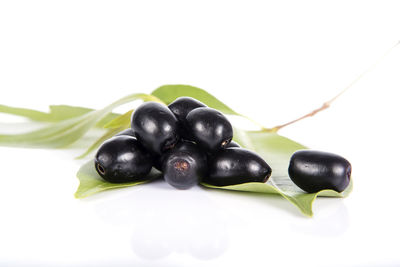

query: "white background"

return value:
[1, 1, 400, 266]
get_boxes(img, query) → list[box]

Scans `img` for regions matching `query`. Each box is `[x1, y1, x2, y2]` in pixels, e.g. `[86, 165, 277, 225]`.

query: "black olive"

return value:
[94, 136, 153, 183]
[115, 128, 135, 137]
[131, 102, 179, 155]
[185, 107, 233, 152]
[288, 150, 352, 193]
[205, 148, 272, 186]
[162, 141, 207, 189]
[168, 97, 207, 140]
[226, 140, 240, 148]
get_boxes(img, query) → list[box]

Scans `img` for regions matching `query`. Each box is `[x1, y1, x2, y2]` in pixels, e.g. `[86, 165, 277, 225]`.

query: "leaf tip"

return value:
[73, 188, 86, 199]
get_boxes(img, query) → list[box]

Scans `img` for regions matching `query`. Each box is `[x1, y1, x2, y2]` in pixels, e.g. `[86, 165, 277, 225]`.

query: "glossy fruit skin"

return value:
[168, 96, 207, 123]
[131, 102, 179, 155]
[185, 107, 233, 152]
[94, 136, 153, 183]
[115, 128, 135, 137]
[168, 97, 207, 140]
[226, 141, 240, 148]
[288, 150, 352, 193]
[205, 148, 272, 186]
[162, 141, 207, 189]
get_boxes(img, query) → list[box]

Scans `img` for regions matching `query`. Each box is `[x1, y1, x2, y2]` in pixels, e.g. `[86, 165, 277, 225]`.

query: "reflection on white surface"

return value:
[93, 181, 229, 260]
[290, 199, 349, 237]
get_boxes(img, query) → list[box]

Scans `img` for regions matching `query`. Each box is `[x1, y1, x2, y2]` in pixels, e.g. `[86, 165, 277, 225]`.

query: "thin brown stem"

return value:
[272, 40, 400, 132]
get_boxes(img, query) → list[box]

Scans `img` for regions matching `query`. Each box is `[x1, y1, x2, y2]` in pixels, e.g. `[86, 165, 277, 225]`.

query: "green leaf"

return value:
[75, 126, 126, 159]
[48, 105, 101, 121]
[0, 104, 118, 126]
[201, 130, 353, 217]
[151, 84, 271, 131]
[75, 160, 162, 198]
[151, 84, 240, 116]
[0, 93, 161, 148]
[0, 104, 56, 121]
[103, 110, 133, 129]
[76, 110, 133, 159]
[50, 105, 120, 128]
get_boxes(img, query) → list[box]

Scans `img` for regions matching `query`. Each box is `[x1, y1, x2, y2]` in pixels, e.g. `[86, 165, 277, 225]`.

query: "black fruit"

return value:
[115, 128, 135, 137]
[288, 150, 352, 193]
[168, 97, 207, 140]
[131, 102, 179, 155]
[162, 141, 207, 189]
[205, 148, 272, 186]
[226, 141, 240, 148]
[185, 107, 233, 152]
[94, 136, 153, 183]
[168, 96, 207, 123]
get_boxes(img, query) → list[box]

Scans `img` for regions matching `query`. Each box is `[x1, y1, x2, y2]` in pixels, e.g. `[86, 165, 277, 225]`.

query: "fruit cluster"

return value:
[94, 97, 352, 193]
[95, 97, 271, 189]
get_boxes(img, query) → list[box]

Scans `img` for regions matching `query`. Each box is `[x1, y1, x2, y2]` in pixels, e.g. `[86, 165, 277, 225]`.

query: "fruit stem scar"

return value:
[96, 163, 106, 175]
[174, 161, 189, 171]
[221, 139, 231, 148]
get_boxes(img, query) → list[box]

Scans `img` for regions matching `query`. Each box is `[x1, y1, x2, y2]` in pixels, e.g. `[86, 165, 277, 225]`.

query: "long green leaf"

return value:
[0, 94, 162, 148]
[103, 110, 133, 129]
[0, 104, 119, 126]
[75, 160, 162, 198]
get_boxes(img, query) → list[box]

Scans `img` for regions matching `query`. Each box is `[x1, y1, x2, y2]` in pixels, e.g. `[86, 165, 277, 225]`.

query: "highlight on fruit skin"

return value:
[205, 148, 272, 186]
[131, 101, 179, 155]
[94, 135, 153, 183]
[185, 107, 233, 152]
[288, 149, 352, 193]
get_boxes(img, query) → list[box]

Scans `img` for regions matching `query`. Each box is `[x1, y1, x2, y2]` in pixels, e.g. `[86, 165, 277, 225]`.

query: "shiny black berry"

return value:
[115, 128, 135, 137]
[288, 150, 352, 193]
[205, 148, 272, 186]
[168, 97, 207, 140]
[94, 136, 153, 183]
[185, 107, 233, 152]
[131, 102, 179, 155]
[162, 141, 207, 189]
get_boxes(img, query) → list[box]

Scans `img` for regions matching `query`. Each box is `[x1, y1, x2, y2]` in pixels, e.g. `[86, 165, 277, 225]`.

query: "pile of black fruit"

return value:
[94, 97, 352, 193]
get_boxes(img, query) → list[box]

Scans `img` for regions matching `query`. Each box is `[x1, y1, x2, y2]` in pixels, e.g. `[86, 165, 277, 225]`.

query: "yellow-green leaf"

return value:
[0, 94, 160, 148]
[0, 104, 118, 126]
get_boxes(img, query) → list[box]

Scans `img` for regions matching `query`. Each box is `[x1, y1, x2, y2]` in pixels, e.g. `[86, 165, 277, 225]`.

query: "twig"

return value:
[271, 40, 400, 132]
